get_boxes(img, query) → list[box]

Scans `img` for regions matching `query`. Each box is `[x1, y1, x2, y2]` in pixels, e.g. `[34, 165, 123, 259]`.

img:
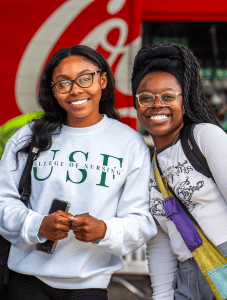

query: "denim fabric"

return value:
[173, 241, 227, 300]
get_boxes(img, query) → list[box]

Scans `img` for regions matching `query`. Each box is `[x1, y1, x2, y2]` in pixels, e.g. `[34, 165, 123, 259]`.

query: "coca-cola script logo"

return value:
[11, 0, 142, 129]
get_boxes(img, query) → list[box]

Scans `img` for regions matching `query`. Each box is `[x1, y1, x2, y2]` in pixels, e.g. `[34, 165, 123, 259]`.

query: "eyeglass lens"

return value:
[55, 73, 93, 93]
[138, 91, 178, 107]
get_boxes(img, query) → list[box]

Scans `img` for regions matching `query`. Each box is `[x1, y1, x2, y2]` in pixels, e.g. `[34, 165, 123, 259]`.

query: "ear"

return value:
[183, 106, 185, 115]
[101, 72, 107, 89]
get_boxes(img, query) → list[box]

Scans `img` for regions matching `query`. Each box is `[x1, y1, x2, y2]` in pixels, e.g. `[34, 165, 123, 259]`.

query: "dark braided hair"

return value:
[131, 42, 221, 127]
[16, 45, 120, 163]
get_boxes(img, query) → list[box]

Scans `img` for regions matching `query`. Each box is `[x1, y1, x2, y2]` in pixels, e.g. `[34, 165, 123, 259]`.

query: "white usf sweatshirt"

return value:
[0, 115, 156, 289]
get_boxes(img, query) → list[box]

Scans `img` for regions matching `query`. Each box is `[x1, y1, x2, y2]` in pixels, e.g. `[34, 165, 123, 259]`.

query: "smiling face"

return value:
[52, 55, 107, 127]
[136, 71, 185, 151]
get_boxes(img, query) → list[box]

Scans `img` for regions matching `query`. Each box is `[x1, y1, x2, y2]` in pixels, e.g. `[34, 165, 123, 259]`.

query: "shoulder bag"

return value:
[154, 152, 227, 300]
[0, 137, 37, 297]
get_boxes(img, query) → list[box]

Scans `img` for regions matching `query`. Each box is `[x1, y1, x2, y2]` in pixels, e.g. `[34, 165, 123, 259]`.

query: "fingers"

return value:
[38, 211, 107, 243]
[70, 214, 89, 227]
[38, 211, 73, 241]
[56, 211, 74, 226]
[70, 214, 107, 242]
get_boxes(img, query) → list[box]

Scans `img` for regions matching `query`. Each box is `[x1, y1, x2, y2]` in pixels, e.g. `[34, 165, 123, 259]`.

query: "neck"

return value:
[66, 114, 103, 128]
[152, 130, 181, 152]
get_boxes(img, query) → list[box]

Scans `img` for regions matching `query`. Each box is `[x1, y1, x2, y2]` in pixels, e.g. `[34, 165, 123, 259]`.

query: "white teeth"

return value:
[70, 99, 88, 105]
[150, 115, 168, 120]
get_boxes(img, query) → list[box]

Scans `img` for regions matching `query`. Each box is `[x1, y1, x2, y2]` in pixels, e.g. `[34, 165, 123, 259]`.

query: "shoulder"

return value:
[193, 123, 226, 141]
[107, 117, 146, 142]
[0, 122, 33, 161]
[106, 117, 150, 157]
[192, 123, 227, 157]
[110, 118, 149, 149]
[7, 122, 34, 148]
[0, 113, 41, 157]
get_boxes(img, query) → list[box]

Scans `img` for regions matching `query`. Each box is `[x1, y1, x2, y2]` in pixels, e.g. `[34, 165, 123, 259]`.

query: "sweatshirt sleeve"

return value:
[0, 137, 45, 247]
[194, 123, 227, 200]
[147, 222, 177, 300]
[97, 149, 157, 256]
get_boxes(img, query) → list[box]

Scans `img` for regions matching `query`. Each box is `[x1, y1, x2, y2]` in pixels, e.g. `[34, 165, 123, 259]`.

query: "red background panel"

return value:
[142, 0, 227, 21]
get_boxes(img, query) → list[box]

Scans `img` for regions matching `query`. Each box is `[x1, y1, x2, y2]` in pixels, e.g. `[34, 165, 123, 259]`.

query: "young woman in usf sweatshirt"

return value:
[0, 45, 156, 300]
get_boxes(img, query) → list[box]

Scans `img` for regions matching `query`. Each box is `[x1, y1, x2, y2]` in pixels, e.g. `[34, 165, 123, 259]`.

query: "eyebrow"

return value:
[140, 87, 178, 93]
[55, 69, 93, 80]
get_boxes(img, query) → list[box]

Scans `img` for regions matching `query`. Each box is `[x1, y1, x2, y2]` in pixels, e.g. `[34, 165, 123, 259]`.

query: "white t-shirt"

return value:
[147, 123, 227, 299]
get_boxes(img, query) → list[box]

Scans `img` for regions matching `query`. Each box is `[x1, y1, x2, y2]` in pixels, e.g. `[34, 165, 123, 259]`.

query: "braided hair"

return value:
[131, 42, 221, 127]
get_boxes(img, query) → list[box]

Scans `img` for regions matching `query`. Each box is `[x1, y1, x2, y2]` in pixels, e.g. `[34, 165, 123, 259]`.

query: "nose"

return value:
[152, 94, 165, 108]
[69, 81, 83, 94]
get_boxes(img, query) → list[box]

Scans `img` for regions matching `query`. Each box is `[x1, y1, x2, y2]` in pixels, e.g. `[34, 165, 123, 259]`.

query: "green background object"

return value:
[0, 112, 43, 159]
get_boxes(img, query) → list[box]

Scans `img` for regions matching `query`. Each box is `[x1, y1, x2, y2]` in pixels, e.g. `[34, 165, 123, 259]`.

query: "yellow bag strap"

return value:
[153, 151, 172, 199]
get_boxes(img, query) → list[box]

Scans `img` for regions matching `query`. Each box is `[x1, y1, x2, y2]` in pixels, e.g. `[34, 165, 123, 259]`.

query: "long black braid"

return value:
[131, 42, 221, 128]
[179, 44, 220, 126]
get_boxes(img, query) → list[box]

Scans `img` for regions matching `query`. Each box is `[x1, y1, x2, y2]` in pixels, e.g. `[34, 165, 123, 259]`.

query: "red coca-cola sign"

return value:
[1, 0, 143, 129]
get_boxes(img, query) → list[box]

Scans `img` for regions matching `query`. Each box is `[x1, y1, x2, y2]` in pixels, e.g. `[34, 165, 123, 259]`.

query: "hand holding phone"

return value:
[38, 210, 72, 240]
[36, 199, 71, 254]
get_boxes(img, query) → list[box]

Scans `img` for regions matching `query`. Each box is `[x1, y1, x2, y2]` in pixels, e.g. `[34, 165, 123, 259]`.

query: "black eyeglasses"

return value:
[136, 91, 182, 108]
[52, 69, 102, 94]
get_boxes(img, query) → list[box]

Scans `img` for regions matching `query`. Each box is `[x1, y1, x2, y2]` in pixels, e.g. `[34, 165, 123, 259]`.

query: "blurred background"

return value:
[1, 0, 227, 298]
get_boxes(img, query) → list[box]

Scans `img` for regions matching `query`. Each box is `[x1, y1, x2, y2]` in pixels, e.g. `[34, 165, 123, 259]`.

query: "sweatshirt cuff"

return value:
[23, 212, 46, 244]
[94, 219, 115, 245]
[92, 220, 111, 245]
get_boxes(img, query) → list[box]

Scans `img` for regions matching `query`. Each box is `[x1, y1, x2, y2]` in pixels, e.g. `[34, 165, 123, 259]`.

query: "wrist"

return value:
[38, 215, 47, 236]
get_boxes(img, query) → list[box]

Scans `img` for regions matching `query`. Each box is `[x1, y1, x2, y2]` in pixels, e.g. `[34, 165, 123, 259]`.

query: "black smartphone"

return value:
[36, 198, 71, 254]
